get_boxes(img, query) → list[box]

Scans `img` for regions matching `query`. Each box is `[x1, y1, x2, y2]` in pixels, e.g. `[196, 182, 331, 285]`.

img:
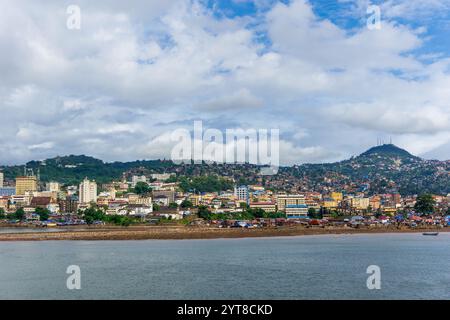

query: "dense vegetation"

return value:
[1, 144, 448, 195]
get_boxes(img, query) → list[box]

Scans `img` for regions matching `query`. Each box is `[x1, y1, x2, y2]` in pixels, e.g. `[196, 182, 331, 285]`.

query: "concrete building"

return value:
[46, 182, 60, 192]
[79, 178, 97, 204]
[277, 194, 306, 212]
[15, 176, 38, 195]
[0, 172, 3, 188]
[131, 175, 147, 187]
[234, 185, 249, 204]
[249, 202, 276, 213]
[285, 204, 309, 219]
[351, 197, 370, 210]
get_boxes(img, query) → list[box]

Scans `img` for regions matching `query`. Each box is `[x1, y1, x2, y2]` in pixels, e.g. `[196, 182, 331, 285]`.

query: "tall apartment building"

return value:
[15, 176, 38, 195]
[79, 178, 97, 204]
[0, 172, 4, 188]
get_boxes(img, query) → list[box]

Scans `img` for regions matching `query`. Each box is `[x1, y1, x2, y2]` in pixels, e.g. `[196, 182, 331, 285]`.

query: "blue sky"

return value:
[0, 0, 449, 165]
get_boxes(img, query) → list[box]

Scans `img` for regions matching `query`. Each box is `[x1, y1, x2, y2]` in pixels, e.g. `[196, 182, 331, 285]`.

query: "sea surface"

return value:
[0, 233, 449, 299]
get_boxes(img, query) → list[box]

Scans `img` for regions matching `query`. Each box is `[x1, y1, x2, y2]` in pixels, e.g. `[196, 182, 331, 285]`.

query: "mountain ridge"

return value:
[0, 144, 448, 195]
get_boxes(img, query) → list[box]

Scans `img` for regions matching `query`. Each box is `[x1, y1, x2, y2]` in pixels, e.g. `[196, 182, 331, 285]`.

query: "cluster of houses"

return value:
[0, 173, 449, 225]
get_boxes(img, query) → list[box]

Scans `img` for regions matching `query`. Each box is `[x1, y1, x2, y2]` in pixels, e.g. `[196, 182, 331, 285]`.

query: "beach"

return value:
[0, 225, 447, 241]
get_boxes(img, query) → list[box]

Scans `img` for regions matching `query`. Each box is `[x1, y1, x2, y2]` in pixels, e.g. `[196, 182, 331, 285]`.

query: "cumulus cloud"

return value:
[0, 0, 449, 166]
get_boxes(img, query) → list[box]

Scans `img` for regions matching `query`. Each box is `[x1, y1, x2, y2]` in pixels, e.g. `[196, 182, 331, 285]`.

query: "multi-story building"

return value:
[131, 175, 147, 187]
[276, 194, 306, 211]
[15, 176, 38, 195]
[249, 202, 276, 213]
[285, 204, 309, 219]
[331, 192, 343, 202]
[79, 178, 97, 204]
[351, 197, 370, 210]
[0, 187, 15, 197]
[46, 182, 60, 192]
[0, 172, 3, 188]
[150, 173, 172, 181]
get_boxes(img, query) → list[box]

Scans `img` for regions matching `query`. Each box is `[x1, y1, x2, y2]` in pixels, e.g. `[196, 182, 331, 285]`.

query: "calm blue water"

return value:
[0, 233, 449, 299]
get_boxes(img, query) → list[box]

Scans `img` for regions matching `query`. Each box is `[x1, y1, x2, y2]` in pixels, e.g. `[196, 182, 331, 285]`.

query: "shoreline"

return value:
[0, 225, 447, 241]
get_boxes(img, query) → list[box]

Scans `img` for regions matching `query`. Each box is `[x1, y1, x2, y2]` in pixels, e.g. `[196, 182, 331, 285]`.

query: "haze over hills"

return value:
[0, 144, 448, 195]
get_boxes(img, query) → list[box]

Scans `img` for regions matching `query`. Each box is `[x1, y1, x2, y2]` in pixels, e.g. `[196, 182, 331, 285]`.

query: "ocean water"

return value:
[0, 233, 449, 300]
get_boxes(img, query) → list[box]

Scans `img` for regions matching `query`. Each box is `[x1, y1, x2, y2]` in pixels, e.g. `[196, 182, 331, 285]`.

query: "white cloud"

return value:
[0, 0, 449, 166]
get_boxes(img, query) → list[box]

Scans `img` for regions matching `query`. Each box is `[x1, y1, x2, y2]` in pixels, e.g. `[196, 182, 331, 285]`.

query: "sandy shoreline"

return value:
[0, 225, 447, 241]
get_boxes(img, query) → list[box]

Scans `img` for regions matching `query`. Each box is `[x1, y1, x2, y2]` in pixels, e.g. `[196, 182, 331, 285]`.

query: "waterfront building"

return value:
[351, 197, 370, 210]
[277, 194, 306, 212]
[15, 176, 38, 195]
[331, 192, 343, 202]
[79, 178, 97, 204]
[285, 204, 309, 219]
[249, 202, 276, 213]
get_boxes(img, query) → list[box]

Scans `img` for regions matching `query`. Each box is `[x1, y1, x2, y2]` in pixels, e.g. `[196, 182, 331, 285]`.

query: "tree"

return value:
[35, 207, 50, 221]
[197, 205, 212, 220]
[308, 207, 321, 219]
[14, 208, 25, 221]
[180, 200, 193, 209]
[169, 202, 178, 209]
[134, 182, 152, 195]
[414, 194, 435, 215]
[0, 208, 5, 219]
[83, 205, 106, 224]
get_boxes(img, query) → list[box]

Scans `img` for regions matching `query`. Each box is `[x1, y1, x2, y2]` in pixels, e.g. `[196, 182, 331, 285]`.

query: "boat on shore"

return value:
[422, 232, 439, 236]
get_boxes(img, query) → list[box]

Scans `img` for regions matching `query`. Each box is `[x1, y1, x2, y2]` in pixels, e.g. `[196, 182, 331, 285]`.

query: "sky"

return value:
[1, 0, 450, 165]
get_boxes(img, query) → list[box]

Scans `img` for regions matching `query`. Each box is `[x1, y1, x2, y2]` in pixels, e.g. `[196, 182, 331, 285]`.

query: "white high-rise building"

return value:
[0, 172, 3, 188]
[79, 178, 97, 204]
[234, 185, 249, 204]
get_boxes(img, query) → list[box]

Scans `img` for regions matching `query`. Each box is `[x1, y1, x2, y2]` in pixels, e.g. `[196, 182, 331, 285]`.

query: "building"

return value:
[131, 175, 147, 187]
[15, 176, 38, 195]
[351, 197, 370, 210]
[277, 194, 306, 212]
[285, 204, 309, 219]
[249, 202, 276, 213]
[234, 185, 249, 204]
[331, 192, 343, 202]
[46, 182, 60, 192]
[0, 187, 15, 197]
[150, 173, 172, 181]
[152, 190, 175, 203]
[0, 172, 3, 188]
[79, 178, 97, 204]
